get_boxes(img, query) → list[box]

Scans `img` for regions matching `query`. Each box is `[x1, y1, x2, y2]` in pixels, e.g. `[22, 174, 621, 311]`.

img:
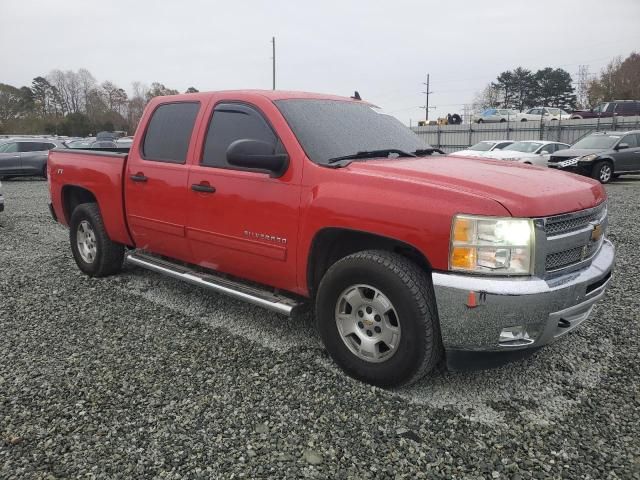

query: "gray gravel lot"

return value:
[0, 177, 639, 479]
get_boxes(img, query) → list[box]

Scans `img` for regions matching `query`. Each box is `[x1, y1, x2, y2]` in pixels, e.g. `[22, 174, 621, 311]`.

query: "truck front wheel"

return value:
[316, 250, 442, 387]
[69, 203, 124, 277]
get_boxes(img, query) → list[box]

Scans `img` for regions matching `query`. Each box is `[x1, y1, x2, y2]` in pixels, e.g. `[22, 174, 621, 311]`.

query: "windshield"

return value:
[503, 141, 543, 153]
[274, 99, 429, 164]
[572, 135, 620, 150]
[468, 142, 493, 152]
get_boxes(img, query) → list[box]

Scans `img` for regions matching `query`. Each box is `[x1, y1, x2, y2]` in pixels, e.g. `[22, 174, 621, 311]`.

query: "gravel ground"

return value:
[0, 177, 638, 479]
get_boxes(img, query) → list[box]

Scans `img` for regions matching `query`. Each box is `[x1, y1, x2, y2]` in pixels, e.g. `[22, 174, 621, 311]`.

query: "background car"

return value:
[115, 136, 134, 149]
[482, 140, 570, 166]
[0, 138, 66, 179]
[548, 130, 640, 183]
[473, 108, 521, 123]
[90, 140, 119, 148]
[519, 107, 572, 122]
[571, 100, 640, 119]
[449, 140, 513, 158]
[65, 138, 96, 149]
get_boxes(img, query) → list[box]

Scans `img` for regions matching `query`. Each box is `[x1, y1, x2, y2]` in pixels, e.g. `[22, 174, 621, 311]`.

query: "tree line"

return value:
[474, 51, 639, 113]
[474, 67, 577, 112]
[0, 69, 198, 136]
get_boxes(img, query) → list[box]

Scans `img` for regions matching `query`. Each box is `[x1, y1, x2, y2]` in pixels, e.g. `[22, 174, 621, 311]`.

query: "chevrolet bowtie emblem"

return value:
[591, 223, 603, 242]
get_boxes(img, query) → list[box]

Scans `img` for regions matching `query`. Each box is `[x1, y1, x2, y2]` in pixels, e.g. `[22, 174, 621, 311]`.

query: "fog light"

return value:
[499, 326, 534, 347]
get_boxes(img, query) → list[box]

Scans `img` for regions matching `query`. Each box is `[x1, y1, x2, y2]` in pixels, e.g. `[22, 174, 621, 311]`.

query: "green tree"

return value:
[60, 112, 92, 136]
[185, 86, 199, 93]
[0, 83, 26, 124]
[493, 67, 537, 111]
[31, 76, 55, 116]
[534, 68, 576, 110]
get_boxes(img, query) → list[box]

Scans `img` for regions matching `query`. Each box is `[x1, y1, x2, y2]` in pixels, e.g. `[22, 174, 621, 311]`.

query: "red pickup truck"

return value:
[48, 90, 615, 387]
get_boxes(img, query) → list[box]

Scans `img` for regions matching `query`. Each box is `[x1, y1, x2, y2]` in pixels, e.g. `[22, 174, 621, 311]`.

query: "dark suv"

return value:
[571, 100, 640, 120]
[548, 130, 640, 183]
[0, 138, 65, 179]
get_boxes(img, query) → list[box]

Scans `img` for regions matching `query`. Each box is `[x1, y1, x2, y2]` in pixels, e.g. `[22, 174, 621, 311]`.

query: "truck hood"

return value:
[345, 156, 605, 217]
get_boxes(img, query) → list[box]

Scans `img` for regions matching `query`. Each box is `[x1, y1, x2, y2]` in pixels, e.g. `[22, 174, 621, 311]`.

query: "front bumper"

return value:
[432, 239, 615, 353]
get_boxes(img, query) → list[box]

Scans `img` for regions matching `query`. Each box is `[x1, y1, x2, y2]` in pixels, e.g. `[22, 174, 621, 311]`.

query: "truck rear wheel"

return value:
[69, 203, 124, 277]
[315, 250, 442, 387]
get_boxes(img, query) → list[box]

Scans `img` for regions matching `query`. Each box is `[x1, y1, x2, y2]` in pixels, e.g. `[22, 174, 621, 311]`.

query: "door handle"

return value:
[191, 183, 216, 193]
[130, 173, 148, 182]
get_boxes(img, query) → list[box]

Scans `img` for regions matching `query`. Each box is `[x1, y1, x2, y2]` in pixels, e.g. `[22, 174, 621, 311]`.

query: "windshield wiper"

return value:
[412, 148, 445, 156]
[327, 149, 416, 164]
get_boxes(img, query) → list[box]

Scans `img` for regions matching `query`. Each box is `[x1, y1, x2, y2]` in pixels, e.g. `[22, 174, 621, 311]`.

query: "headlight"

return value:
[449, 215, 534, 275]
[580, 154, 598, 162]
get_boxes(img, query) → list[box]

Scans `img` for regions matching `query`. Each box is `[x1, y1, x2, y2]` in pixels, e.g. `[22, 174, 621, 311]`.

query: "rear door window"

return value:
[201, 103, 279, 169]
[142, 102, 200, 163]
[0, 142, 18, 153]
[18, 142, 42, 152]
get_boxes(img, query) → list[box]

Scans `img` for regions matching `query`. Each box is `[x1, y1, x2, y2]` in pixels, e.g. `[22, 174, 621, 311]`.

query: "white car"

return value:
[473, 108, 522, 123]
[519, 107, 572, 123]
[482, 140, 570, 166]
[449, 140, 513, 158]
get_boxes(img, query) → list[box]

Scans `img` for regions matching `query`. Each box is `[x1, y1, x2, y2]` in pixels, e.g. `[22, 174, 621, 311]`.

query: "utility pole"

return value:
[271, 37, 276, 90]
[420, 74, 434, 122]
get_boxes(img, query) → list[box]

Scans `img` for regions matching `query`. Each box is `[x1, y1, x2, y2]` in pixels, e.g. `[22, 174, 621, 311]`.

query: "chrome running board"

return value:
[125, 251, 305, 317]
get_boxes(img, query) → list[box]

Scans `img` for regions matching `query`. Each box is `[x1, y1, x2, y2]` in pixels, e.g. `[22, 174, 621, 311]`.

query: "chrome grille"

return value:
[541, 202, 607, 274]
[545, 238, 603, 271]
[545, 202, 607, 237]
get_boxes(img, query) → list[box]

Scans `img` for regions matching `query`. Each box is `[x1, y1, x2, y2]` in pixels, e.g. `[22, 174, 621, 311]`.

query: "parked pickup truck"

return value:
[48, 90, 615, 387]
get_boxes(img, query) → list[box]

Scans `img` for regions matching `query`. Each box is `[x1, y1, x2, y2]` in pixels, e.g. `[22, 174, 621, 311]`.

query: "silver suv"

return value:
[0, 138, 65, 179]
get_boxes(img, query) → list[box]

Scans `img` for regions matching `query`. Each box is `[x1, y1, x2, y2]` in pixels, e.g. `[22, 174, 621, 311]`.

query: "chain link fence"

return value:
[411, 115, 640, 153]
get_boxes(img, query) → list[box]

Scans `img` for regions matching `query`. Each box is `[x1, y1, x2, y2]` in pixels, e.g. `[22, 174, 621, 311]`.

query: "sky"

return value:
[1, 0, 639, 125]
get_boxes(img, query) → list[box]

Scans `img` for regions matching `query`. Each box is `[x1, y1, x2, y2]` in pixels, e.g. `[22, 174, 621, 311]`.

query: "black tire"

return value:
[520, 118, 527, 122]
[591, 161, 613, 184]
[477, 119, 483, 124]
[499, 118, 507, 123]
[315, 250, 442, 387]
[69, 203, 124, 277]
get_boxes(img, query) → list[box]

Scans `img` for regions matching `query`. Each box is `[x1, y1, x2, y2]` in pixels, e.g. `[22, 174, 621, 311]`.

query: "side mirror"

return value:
[226, 139, 289, 177]
[616, 142, 629, 150]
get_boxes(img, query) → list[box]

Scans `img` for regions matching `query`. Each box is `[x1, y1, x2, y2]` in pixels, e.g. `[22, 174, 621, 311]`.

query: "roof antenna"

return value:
[351, 91, 361, 100]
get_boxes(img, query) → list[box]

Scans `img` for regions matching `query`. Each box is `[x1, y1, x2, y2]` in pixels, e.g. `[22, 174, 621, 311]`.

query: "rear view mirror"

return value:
[616, 143, 629, 150]
[227, 139, 289, 177]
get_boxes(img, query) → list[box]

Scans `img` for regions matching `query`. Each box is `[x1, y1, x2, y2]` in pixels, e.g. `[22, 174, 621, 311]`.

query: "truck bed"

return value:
[48, 149, 133, 246]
